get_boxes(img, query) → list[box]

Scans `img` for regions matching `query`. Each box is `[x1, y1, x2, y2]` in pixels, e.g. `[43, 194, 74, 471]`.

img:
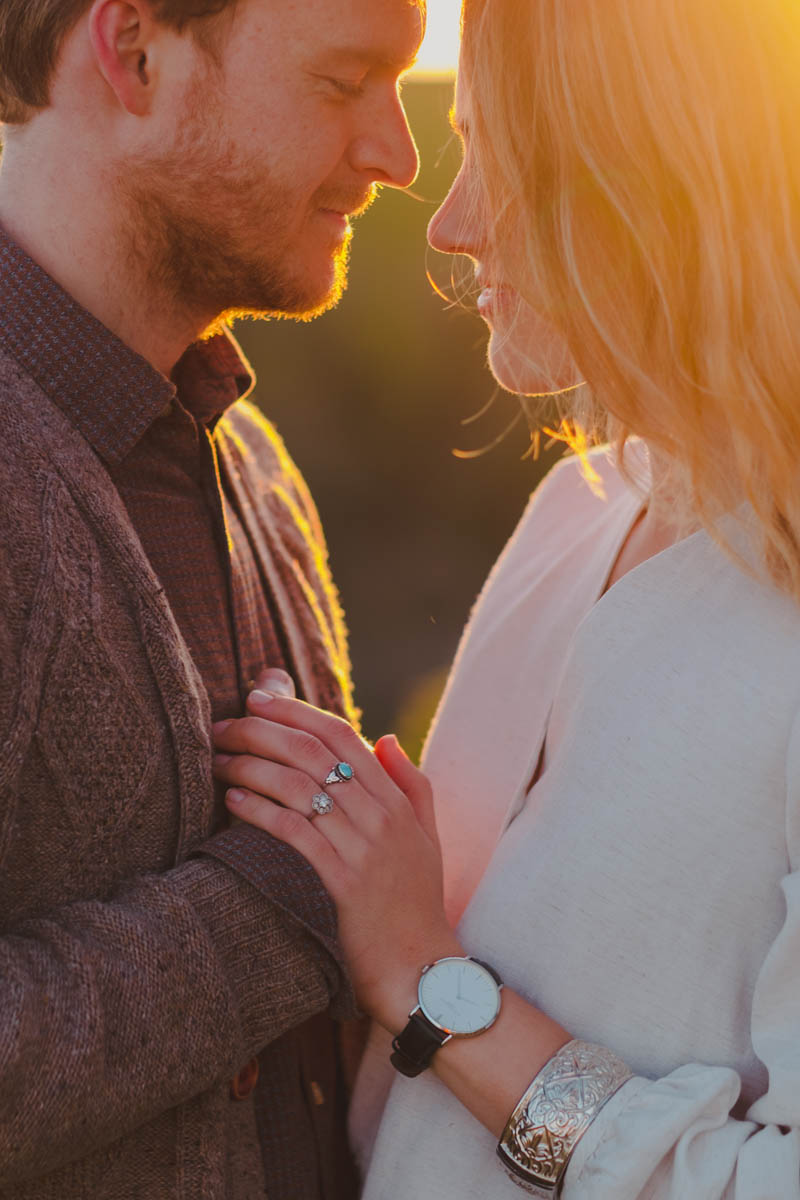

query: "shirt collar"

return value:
[171, 330, 255, 430]
[0, 224, 255, 465]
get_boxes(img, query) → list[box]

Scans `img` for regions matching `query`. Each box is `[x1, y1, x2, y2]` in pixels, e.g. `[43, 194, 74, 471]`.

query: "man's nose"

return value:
[351, 94, 420, 189]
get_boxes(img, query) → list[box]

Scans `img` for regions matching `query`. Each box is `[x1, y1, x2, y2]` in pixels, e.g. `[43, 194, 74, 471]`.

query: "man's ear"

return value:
[88, 0, 159, 116]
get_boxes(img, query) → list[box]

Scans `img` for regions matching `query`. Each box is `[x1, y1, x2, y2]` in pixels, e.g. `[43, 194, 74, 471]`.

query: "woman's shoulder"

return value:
[529, 442, 642, 518]
[451, 445, 643, 661]
[508, 442, 643, 562]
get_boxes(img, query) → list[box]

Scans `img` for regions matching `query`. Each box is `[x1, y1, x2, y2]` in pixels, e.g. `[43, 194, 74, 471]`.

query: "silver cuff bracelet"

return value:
[497, 1039, 633, 1196]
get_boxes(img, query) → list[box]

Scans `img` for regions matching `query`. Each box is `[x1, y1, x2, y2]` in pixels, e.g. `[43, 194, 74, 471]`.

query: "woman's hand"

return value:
[211, 683, 463, 1032]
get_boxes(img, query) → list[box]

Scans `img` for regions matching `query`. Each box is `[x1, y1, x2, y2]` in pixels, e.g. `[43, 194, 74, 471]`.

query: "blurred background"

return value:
[235, 14, 562, 756]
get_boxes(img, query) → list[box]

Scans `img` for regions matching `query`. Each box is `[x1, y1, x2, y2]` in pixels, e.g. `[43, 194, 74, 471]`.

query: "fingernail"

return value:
[249, 690, 274, 709]
[214, 753, 232, 765]
[212, 719, 233, 733]
[227, 789, 246, 806]
[260, 669, 294, 690]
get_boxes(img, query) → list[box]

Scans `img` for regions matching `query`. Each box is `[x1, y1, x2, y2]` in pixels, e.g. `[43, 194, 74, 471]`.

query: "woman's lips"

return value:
[477, 284, 517, 319]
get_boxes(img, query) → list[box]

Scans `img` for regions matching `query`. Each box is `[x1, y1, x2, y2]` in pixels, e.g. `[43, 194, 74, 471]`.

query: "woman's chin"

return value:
[487, 333, 579, 397]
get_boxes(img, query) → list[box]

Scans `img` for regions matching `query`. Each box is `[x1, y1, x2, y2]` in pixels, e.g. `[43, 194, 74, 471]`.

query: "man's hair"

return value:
[0, 0, 236, 124]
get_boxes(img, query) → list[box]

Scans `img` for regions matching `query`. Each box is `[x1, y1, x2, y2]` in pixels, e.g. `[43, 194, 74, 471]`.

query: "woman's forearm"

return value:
[380, 952, 571, 1139]
[431, 987, 571, 1137]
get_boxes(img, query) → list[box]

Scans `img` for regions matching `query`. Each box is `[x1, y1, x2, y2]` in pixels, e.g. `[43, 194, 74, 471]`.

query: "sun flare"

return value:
[412, 0, 461, 73]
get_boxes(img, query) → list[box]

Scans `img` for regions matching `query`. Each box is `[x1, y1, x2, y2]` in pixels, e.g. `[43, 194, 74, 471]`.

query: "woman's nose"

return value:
[427, 165, 481, 258]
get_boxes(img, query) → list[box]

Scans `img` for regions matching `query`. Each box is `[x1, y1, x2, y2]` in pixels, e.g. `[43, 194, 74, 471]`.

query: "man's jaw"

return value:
[119, 169, 375, 355]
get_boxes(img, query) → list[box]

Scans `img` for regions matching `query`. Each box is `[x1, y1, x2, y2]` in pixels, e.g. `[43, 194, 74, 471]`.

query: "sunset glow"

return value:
[412, 0, 461, 73]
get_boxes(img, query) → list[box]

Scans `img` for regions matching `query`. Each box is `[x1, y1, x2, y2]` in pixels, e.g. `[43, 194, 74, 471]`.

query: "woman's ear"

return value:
[88, 0, 157, 116]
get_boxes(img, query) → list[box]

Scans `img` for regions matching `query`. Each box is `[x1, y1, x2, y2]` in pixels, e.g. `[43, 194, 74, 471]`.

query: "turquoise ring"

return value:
[324, 762, 354, 786]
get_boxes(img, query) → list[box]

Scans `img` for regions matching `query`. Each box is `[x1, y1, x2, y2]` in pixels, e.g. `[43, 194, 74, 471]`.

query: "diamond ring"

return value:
[311, 791, 334, 817]
[324, 762, 354, 786]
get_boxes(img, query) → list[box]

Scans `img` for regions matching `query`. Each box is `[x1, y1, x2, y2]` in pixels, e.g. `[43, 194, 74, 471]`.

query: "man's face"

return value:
[120, 0, 422, 327]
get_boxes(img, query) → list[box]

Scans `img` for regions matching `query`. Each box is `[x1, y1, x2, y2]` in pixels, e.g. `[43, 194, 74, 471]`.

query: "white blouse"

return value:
[353, 447, 800, 1199]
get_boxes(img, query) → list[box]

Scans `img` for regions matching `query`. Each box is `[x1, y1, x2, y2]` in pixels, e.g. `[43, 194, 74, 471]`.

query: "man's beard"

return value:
[117, 112, 369, 333]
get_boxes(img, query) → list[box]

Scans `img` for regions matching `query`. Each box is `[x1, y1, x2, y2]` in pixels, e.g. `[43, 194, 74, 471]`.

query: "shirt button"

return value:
[309, 1080, 325, 1107]
[246, 678, 256, 692]
[230, 1057, 259, 1101]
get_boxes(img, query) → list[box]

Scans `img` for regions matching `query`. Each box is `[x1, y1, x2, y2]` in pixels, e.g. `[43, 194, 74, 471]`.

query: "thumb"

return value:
[375, 734, 439, 845]
[250, 668, 296, 700]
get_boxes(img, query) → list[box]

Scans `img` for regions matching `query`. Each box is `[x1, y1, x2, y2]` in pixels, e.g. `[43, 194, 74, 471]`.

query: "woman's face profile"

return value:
[428, 74, 581, 398]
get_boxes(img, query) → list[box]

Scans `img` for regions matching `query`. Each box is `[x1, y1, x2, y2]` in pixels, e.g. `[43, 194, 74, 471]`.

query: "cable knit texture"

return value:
[0, 339, 359, 1197]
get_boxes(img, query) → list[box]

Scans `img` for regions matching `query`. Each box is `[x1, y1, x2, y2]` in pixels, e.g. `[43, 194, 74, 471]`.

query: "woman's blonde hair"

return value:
[461, 0, 800, 595]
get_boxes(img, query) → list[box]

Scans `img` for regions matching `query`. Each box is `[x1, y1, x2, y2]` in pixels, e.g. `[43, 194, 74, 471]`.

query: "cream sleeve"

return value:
[559, 708, 800, 1199]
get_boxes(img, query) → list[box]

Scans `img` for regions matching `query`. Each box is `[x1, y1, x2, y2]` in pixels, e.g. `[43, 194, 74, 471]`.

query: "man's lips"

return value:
[315, 185, 377, 224]
[314, 193, 374, 239]
[315, 209, 351, 238]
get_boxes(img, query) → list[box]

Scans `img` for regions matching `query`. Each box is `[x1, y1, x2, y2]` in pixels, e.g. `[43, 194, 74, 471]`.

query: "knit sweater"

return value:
[0, 340, 358, 1197]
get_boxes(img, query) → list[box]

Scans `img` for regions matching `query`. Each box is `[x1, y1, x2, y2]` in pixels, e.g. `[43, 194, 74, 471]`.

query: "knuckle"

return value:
[232, 755, 267, 792]
[372, 805, 391, 837]
[276, 806, 308, 840]
[381, 785, 407, 815]
[414, 773, 433, 802]
[349, 835, 374, 875]
[238, 716, 266, 752]
[220, 754, 244, 783]
[290, 729, 322, 761]
[231, 790, 268, 828]
[288, 768, 314, 804]
[337, 722, 362, 754]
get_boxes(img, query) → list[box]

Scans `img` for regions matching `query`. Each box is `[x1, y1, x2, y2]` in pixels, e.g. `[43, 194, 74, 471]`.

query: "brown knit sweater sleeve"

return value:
[0, 843, 355, 1185]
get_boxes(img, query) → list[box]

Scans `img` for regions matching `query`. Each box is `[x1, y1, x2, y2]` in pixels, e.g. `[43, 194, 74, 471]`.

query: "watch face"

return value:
[418, 958, 501, 1036]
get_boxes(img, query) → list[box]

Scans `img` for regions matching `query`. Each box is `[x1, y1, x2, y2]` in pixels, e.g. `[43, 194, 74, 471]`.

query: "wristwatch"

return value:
[390, 956, 504, 1078]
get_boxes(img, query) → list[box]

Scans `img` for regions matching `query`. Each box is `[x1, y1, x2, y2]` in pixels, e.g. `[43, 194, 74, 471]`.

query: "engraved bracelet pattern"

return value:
[497, 1039, 633, 1196]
